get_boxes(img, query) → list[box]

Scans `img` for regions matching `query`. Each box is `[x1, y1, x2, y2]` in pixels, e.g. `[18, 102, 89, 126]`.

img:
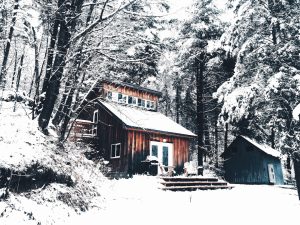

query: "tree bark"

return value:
[0, 0, 19, 85]
[38, 0, 85, 131]
[293, 152, 300, 200]
[196, 53, 205, 175]
[41, 18, 60, 93]
[13, 48, 24, 112]
[224, 123, 228, 151]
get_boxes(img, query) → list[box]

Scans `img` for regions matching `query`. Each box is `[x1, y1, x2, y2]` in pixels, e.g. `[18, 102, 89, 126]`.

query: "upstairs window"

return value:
[132, 97, 137, 105]
[150, 101, 155, 110]
[111, 143, 121, 158]
[107, 91, 112, 100]
[146, 100, 151, 109]
[128, 96, 133, 104]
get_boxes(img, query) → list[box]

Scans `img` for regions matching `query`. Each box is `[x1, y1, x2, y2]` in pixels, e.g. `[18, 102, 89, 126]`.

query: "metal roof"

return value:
[240, 136, 281, 158]
[98, 100, 196, 137]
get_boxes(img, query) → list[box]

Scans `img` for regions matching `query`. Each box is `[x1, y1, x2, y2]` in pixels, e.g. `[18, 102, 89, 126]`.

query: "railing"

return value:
[69, 119, 98, 141]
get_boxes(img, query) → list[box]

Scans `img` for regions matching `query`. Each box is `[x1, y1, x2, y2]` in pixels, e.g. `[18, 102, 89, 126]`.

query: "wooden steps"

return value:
[159, 176, 233, 191]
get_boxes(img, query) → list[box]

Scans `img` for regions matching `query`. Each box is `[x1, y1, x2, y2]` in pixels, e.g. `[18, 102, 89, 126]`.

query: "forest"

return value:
[0, 0, 300, 223]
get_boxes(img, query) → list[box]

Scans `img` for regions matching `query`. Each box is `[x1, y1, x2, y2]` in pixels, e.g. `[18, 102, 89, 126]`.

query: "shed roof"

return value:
[98, 100, 196, 137]
[240, 136, 281, 158]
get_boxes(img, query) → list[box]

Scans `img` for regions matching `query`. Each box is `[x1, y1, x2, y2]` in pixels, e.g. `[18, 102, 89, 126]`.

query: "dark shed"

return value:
[222, 136, 284, 185]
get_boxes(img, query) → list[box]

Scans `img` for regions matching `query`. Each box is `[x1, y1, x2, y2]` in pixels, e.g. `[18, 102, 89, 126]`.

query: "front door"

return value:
[268, 164, 276, 184]
[150, 141, 173, 175]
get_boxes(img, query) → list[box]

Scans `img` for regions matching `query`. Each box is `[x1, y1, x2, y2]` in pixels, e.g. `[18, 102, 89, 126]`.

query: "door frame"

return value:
[268, 163, 276, 184]
[150, 141, 174, 167]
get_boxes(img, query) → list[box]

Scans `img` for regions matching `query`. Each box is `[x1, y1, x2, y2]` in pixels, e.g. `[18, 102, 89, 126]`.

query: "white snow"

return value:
[63, 175, 299, 225]
[293, 103, 300, 121]
[99, 100, 196, 137]
[241, 136, 281, 158]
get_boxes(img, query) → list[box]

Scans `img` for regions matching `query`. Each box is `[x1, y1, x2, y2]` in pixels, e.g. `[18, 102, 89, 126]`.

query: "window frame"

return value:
[111, 143, 121, 159]
[92, 110, 99, 136]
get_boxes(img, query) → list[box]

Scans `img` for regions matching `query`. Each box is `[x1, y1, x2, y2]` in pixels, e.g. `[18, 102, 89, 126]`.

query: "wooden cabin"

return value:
[222, 136, 284, 185]
[70, 79, 196, 176]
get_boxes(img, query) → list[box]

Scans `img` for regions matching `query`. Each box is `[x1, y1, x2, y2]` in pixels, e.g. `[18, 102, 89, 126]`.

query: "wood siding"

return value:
[223, 137, 284, 185]
[101, 82, 159, 102]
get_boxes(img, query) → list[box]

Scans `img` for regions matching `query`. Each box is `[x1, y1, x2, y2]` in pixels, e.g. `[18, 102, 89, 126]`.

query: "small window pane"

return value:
[132, 97, 137, 105]
[150, 101, 155, 109]
[146, 100, 150, 108]
[151, 145, 158, 157]
[111, 145, 116, 158]
[128, 96, 133, 104]
[116, 144, 121, 157]
[118, 93, 122, 101]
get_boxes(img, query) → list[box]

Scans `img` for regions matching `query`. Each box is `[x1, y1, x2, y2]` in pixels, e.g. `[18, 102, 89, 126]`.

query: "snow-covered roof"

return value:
[98, 100, 196, 137]
[240, 136, 281, 158]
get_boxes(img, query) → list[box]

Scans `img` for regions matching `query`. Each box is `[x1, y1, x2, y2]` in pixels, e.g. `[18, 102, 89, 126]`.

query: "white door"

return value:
[150, 141, 173, 174]
[268, 164, 276, 184]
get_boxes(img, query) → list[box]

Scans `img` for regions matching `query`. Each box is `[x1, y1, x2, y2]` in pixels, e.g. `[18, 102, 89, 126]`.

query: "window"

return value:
[146, 100, 151, 109]
[111, 143, 121, 158]
[118, 93, 123, 102]
[141, 99, 145, 107]
[107, 91, 112, 100]
[128, 96, 133, 104]
[138, 98, 142, 106]
[150, 101, 155, 110]
[122, 94, 128, 103]
[132, 97, 137, 105]
[92, 110, 99, 136]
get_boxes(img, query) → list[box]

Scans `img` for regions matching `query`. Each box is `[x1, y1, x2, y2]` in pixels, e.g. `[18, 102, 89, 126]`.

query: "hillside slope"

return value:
[0, 100, 108, 224]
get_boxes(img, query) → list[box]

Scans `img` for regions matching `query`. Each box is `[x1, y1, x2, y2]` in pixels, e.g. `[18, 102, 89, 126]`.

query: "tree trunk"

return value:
[175, 79, 180, 124]
[0, 0, 19, 85]
[38, 0, 85, 131]
[13, 48, 24, 112]
[196, 53, 205, 175]
[38, 19, 71, 130]
[293, 152, 300, 200]
[11, 43, 18, 88]
[224, 123, 228, 151]
[214, 106, 219, 168]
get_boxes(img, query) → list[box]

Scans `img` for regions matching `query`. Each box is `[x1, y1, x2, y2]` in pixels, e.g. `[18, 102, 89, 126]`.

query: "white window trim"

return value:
[111, 143, 121, 159]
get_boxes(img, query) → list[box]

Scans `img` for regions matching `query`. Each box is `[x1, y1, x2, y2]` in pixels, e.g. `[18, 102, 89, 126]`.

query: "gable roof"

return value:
[98, 100, 196, 137]
[240, 136, 281, 158]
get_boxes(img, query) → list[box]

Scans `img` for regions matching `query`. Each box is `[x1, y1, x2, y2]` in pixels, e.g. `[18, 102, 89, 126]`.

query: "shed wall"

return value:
[224, 138, 284, 185]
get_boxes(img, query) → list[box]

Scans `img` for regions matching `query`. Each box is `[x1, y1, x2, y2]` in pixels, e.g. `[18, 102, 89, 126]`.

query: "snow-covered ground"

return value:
[66, 175, 299, 225]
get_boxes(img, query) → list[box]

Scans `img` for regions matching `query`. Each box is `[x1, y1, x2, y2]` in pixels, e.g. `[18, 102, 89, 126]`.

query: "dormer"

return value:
[98, 79, 161, 111]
